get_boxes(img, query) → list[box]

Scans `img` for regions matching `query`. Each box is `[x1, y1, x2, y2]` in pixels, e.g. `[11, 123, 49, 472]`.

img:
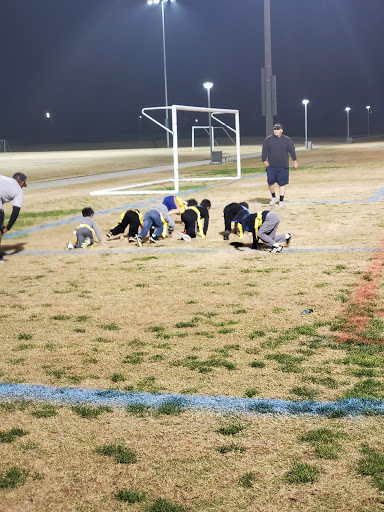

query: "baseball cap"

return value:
[13, 172, 27, 187]
[273, 123, 283, 130]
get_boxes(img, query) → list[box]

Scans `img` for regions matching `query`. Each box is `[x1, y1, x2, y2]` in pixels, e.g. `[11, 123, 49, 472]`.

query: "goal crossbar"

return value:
[90, 105, 241, 197]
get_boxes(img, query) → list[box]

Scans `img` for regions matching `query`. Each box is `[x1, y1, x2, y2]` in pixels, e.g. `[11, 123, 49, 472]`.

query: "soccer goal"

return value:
[191, 125, 236, 151]
[90, 104, 241, 197]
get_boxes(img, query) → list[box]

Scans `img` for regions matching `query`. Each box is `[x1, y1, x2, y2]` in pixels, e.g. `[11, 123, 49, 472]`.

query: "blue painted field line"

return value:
[8, 246, 384, 258]
[0, 383, 383, 416]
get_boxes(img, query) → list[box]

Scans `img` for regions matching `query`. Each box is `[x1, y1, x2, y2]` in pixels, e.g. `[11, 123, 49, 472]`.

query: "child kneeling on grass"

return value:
[106, 209, 143, 242]
[66, 207, 103, 249]
[235, 210, 292, 253]
[179, 199, 211, 241]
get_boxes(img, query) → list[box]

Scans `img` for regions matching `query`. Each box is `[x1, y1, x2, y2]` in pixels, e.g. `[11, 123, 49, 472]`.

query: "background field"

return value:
[1, 139, 384, 511]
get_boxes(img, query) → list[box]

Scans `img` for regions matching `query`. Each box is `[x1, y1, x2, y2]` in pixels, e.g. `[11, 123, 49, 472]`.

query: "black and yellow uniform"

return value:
[181, 202, 210, 238]
[108, 209, 143, 238]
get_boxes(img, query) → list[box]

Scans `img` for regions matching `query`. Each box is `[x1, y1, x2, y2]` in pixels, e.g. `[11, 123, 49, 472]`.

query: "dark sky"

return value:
[1, 0, 383, 144]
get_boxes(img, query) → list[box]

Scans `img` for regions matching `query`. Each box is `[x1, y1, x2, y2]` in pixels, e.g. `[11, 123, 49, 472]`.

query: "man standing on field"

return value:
[0, 172, 27, 262]
[262, 123, 298, 208]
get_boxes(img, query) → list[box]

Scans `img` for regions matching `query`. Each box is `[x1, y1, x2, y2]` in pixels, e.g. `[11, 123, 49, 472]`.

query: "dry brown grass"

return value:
[1, 140, 384, 511]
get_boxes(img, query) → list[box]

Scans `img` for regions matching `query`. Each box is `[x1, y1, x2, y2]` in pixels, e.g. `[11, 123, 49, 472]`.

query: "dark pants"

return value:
[110, 210, 140, 238]
[75, 227, 94, 248]
[181, 210, 198, 238]
[223, 203, 242, 232]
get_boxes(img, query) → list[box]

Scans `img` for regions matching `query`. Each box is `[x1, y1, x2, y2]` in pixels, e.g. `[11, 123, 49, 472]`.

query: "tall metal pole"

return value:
[264, 0, 273, 136]
[207, 88, 212, 151]
[161, 1, 170, 148]
[302, 99, 309, 149]
[203, 82, 214, 160]
[345, 107, 351, 142]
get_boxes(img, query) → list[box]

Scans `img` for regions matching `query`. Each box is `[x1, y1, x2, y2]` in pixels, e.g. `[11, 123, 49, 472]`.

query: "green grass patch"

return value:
[290, 386, 318, 400]
[100, 322, 120, 331]
[156, 399, 185, 416]
[357, 445, 384, 491]
[31, 405, 58, 418]
[0, 467, 29, 489]
[244, 388, 259, 398]
[115, 489, 147, 503]
[342, 379, 384, 400]
[217, 443, 245, 454]
[147, 498, 186, 512]
[250, 360, 266, 369]
[0, 427, 29, 443]
[126, 403, 150, 416]
[17, 333, 33, 340]
[96, 444, 137, 464]
[71, 405, 112, 419]
[238, 472, 256, 488]
[285, 462, 320, 484]
[217, 424, 245, 436]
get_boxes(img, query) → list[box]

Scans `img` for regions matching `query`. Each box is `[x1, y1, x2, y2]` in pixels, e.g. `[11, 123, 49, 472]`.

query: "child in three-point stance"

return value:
[106, 209, 143, 242]
[236, 210, 292, 253]
[135, 204, 175, 246]
[66, 207, 103, 249]
[179, 199, 211, 241]
[222, 201, 249, 240]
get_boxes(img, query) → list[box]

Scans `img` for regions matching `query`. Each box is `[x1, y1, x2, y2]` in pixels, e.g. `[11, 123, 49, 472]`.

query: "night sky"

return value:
[1, 0, 383, 144]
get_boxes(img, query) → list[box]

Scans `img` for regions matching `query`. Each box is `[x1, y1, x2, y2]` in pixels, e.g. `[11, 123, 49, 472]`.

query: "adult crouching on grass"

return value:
[0, 172, 27, 263]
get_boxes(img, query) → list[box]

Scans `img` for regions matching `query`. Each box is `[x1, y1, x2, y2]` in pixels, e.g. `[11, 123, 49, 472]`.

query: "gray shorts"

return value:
[267, 167, 289, 186]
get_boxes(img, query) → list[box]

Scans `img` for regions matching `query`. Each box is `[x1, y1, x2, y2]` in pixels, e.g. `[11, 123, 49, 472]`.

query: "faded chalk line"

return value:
[0, 383, 383, 417]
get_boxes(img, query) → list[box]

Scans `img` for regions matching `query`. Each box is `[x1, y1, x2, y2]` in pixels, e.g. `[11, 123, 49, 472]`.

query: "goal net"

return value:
[90, 104, 241, 197]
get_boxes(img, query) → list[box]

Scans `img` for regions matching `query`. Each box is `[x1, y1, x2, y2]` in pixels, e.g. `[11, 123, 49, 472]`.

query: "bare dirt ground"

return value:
[1, 140, 384, 511]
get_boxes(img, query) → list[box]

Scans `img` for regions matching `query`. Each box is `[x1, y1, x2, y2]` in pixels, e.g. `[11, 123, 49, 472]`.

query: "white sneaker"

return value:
[279, 201, 284, 208]
[65, 242, 74, 250]
[286, 233, 293, 246]
[269, 197, 278, 206]
[179, 232, 191, 242]
[270, 244, 283, 253]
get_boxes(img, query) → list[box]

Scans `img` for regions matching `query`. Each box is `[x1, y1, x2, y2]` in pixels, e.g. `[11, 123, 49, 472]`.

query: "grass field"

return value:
[1, 140, 384, 511]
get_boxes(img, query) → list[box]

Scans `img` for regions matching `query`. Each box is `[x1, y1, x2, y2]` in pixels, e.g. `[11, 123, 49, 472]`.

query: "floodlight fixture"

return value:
[203, 81, 214, 90]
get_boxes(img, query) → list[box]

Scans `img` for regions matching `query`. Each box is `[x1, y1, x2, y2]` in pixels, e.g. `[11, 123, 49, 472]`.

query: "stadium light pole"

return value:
[147, 0, 176, 149]
[203, 81, 214, 158]
[366, 105, 371, 137]
[345, 107, 351, 143]
[302, 99, 309, 149]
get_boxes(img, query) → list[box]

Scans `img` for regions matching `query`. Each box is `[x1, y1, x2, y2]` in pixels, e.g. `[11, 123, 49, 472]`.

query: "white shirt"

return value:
[0, 175, 24, 209]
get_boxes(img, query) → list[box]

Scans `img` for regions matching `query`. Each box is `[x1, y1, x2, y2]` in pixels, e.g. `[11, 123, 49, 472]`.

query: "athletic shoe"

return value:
[128, 237, 136, 243]
[106, 232, 112, 238]
[179, 232, 191, 242]
[149, 235, 159, 243]
[270, 244, 283, 253]
[0, 254, 5, 263]
[223, 230, 230, 241]
[65, 242, 74, 250]
[286, 233, 293, 246]
[279, 201, 284, 208]
[269, 197, 278, 205]
[81, 237, 92, 248]
[135, 235, 143, 247]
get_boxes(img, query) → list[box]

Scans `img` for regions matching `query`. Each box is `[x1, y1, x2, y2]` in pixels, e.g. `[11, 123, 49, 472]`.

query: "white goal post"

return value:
[90, 104, 241, 197]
